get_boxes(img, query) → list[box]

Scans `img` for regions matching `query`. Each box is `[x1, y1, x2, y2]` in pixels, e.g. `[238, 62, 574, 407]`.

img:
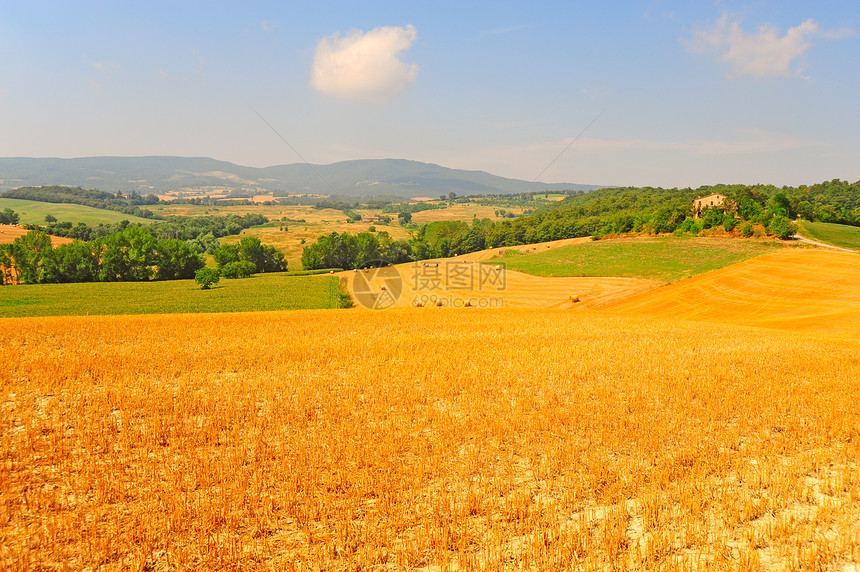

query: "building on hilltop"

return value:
[692, 193, 728, 218]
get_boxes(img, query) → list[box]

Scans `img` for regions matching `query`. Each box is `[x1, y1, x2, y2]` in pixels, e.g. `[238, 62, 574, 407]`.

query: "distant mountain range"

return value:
[0, 156, 602, 199]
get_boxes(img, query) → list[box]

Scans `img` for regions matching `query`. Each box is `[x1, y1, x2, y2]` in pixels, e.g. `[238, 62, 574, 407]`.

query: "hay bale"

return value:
[569, 295, 580, 303]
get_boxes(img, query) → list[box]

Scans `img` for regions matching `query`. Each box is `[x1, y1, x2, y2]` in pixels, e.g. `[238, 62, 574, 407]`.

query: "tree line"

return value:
[24, 213, 266, 250]
[0, 227, 203, 285]
[300, 181, 860, 269]
[301, 231, 413, 270]
[1, 228, 285, 286]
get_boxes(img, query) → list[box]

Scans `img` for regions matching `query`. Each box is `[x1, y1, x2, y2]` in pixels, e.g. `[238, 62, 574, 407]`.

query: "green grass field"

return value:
[0, 273, 347, 318]
[0, 198, 154, 226]
[489, 236, 798, 282]
[797, 220, 860, 251]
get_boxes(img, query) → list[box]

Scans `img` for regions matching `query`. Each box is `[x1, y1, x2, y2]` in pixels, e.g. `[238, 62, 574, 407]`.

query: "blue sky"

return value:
[1, 1, 858, 188]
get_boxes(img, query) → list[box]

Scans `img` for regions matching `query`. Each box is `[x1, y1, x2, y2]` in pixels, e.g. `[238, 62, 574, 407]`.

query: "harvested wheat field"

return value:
[600, 249, 860, 339]
[0, 224, 73, 247]
[2, 307, 860, 570]
[344, 238, 659, 310]
[346, 263, 658, 310]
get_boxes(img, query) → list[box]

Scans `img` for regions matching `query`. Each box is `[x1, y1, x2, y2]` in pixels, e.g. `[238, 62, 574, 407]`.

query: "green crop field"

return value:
[0, 198, 154, 226]
[489, 236, 799, 282]
[798, 220, 860, 251]
[0, 273, 348, 318]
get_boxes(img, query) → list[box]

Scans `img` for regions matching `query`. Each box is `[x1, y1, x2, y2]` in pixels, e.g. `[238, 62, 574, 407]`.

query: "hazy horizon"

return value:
[2, 2, 859, 188]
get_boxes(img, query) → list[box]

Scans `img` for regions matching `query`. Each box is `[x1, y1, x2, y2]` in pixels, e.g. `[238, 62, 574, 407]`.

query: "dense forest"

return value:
[300, 180, 859, 269]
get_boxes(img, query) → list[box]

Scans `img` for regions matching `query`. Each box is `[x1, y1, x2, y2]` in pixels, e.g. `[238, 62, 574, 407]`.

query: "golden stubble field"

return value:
[0, 224, 73, 247]
[343, 237, 661, 311]
[602, 250, 860, 338]
[3, 300, 860, 570]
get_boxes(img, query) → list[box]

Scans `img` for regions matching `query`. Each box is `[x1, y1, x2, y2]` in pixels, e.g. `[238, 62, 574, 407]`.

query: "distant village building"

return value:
[692, 193, 727, 218]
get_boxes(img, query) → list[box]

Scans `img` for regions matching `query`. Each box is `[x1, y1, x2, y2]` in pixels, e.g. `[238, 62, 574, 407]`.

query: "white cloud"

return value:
[686, 13, 854, 79]
[310, 25, 418, 101]
[260, 20, 278, 34]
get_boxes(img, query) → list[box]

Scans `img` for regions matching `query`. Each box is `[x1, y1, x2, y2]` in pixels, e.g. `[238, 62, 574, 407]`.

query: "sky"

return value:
[1, 1, 859, 188]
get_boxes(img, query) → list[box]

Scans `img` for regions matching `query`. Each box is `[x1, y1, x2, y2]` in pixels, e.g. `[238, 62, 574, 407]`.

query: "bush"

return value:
[740, 222, 754, 237]
[220, 260, 255, 279]
[195, 267, 220, 289]
[701, 208, 723, 230]
[673, 218, 701, 236]
[769, 216, 796, 240]
[0, 208, 20, 225]
[723, 214, 739, 232]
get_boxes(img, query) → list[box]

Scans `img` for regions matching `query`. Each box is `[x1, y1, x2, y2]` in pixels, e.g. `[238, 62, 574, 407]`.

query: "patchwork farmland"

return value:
[2, 244, 859, 570]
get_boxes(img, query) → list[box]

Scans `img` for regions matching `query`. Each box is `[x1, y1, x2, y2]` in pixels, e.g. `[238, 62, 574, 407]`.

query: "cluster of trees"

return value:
[27, 213, 267, 249]
[301, 231, 413, 270]
[212, 236, 287, 278]
[2, 186, 161, 219]
[0, 227, 204, 285]
[0, 208, 20, 224]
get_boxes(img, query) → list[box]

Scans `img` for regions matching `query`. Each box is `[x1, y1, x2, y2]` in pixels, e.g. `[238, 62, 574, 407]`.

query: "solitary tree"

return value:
[195, 267, 220, 289]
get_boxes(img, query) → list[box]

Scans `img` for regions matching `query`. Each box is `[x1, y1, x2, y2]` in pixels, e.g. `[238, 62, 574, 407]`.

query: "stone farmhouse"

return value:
[692, 193, 728, 218]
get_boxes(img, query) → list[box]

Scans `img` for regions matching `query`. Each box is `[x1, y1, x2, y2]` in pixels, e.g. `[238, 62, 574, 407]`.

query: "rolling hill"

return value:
[0, 198, 155, 226]
[0, 156, 601, 198]
[598, 249, 860, 339]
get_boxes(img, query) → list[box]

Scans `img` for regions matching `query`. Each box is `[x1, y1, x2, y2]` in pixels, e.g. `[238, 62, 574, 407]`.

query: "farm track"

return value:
[794, 233, 858, 253]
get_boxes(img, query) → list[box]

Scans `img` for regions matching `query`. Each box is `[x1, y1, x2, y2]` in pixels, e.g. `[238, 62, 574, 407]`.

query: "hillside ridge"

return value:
[0, 156, 602, 198]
